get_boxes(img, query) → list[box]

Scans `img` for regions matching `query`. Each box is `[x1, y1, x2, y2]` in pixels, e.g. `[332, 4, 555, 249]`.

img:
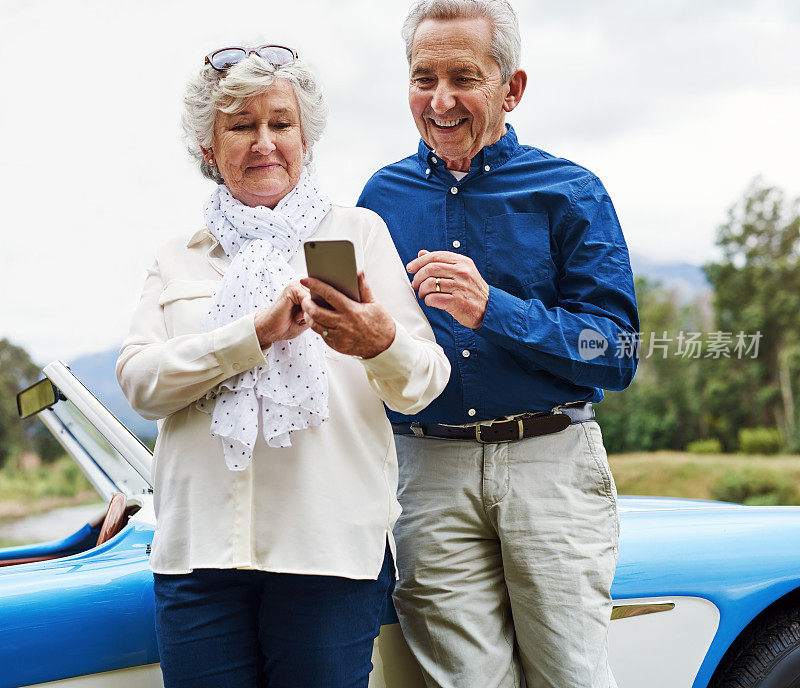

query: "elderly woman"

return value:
[116, 44, 449, 688]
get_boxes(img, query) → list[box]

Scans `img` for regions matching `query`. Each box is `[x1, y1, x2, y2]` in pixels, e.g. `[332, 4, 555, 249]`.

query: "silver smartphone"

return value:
[303, 239, 361, 309]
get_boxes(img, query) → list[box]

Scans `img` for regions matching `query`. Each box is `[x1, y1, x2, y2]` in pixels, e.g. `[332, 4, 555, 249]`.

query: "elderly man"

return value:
[357, 1, 639, 687]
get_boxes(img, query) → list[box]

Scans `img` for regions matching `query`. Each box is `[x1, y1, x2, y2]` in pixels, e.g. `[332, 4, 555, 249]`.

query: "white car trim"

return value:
[609, 596, 720, 687]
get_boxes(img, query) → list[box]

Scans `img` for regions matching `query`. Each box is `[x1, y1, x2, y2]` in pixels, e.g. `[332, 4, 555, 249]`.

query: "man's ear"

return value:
[503, 69, 527, 113]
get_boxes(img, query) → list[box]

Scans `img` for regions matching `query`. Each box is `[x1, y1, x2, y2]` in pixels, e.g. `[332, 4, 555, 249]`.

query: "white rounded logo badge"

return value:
[578, 329, 608, 361]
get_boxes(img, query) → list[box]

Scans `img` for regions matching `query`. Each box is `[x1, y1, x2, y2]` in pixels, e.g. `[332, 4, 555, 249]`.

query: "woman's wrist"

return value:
[254, 312, 277, 349]
[362, 319, 396, 359]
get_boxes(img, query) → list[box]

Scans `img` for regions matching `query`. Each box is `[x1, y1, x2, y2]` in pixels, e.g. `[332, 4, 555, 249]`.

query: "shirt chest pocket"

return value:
[158, 280, 219, 337]
[484, 212, 554, 288]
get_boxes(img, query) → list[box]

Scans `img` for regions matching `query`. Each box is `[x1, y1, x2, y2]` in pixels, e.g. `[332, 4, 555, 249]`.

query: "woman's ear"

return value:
[200, 146, 216, 166]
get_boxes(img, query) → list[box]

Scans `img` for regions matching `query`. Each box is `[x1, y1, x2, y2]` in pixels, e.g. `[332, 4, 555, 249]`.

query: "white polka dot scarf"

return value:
[195, 169, 333, 470]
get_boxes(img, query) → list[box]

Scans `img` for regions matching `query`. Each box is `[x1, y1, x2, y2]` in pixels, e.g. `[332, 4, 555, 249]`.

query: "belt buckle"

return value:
[475, 419, 525, 444]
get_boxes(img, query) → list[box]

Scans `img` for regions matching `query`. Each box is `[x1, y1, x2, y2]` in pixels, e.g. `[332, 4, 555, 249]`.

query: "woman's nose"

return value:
[251, 124, 276, 154]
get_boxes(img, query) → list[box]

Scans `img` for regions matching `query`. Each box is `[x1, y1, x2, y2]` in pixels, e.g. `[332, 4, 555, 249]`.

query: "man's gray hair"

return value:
[182, 54, 327, 183]
[401, 0, 521, 83]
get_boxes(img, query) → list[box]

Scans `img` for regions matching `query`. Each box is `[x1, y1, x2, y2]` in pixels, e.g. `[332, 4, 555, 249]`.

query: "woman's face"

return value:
[207, 80, 305, 208]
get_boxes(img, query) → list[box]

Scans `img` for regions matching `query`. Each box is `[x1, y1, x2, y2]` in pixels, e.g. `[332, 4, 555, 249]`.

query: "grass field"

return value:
[610, 452, 800, 505]
[0, 457, 99, 521]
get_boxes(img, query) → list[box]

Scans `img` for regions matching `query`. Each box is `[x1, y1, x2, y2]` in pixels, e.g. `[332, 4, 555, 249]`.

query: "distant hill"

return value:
[629, 253, 710, 300]
[62, 255, 710, 438]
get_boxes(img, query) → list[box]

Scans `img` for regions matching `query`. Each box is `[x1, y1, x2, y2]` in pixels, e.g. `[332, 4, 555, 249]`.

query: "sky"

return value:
[1, 0, 799, 364]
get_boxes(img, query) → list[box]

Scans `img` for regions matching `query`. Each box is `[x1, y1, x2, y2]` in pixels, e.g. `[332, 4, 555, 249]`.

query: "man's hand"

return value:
[300, 272, 396, 358]
[254, 281, 311, 348]
[407, 250, 490, 329]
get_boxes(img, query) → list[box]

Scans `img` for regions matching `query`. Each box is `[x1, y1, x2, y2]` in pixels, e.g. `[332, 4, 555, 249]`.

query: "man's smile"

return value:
[429, 117, 468, 130]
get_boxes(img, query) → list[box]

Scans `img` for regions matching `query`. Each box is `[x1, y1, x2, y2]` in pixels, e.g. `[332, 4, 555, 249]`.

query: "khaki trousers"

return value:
[393, 421, 618, 688]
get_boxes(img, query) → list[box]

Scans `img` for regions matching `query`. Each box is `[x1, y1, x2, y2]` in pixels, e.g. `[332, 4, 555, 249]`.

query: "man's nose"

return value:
[430, 82, 456, 114]
[251, 124, 276, 154]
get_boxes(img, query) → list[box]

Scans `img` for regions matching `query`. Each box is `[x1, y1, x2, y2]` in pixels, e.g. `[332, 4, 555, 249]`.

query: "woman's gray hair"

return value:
[182, 54, 327, 183]
[401, 0, 521, 83]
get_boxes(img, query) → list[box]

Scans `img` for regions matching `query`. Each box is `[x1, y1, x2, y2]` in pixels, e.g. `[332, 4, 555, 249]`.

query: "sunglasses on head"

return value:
[204, 44, 298, 72]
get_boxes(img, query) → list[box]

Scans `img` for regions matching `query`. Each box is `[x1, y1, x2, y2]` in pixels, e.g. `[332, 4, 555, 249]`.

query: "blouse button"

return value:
[484, 164, 491, 172]
[450, 187, 458, 195]
[452, 240, 461, 249]
[431, 156, 438, 163]
[425, 168, 431, 175]
[467, 408, 477, 417]
[461, 349, 471, 358]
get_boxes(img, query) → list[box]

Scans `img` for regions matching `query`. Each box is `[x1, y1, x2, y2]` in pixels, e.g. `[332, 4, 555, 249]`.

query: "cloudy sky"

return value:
[1, 0, 799, 364]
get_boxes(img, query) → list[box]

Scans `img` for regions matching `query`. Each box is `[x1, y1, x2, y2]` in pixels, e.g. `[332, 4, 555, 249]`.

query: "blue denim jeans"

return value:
[153, 547, 394, 688]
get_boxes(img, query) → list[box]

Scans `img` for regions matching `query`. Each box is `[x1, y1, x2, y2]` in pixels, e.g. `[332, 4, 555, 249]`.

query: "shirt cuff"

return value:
[359, 321, 418, 380]
[478, 285, 527, 340]
[212, 313, 270, 378]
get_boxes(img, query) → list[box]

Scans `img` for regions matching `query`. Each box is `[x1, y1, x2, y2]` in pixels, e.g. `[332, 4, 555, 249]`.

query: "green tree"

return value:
[598, 278, 711, 453]
[704, 178, 800, 450]
[0, 339, 43, 467]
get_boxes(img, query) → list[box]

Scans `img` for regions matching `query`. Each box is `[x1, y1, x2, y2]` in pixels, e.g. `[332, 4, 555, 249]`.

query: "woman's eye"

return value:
[231, 124, 249, 131]
[273, 122, 291, 129]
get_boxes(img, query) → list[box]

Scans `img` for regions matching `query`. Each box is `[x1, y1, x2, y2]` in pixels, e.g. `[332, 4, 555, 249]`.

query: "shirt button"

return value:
[461, 349, 470, 358]
[232, 363, 241, 372]
[425, 168, 431, 175]
[450, 187, 458, 195]
[431, 156, 438, 163]
[452, 240, 461, 248]
[484, 164, 491, 172]
[467, 408, 477, 417]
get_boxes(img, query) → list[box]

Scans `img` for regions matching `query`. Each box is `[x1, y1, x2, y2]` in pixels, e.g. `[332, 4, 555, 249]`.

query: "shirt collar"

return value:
[416, 123, 519, 177]
[186, 228, 214, 248]
[186, 228, 227, 276]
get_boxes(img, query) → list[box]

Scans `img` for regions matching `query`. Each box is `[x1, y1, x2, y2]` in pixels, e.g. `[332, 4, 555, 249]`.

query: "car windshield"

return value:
[50, 396, 151, 497]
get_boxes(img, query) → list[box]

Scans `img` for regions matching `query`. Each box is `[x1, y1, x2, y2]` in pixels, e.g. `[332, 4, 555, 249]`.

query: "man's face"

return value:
[409, 16, 509, 169]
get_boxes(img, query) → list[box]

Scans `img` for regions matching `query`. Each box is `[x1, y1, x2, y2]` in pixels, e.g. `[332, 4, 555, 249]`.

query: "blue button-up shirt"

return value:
[357, 125, 639, 425]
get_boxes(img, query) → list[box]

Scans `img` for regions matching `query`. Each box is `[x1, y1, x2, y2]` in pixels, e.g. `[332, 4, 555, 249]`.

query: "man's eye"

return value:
[415, 77, 434, 86]
[457, 77, 475, 84]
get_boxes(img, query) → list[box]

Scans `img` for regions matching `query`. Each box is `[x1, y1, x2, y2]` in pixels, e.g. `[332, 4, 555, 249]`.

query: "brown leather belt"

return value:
[391, 403, 594, 444]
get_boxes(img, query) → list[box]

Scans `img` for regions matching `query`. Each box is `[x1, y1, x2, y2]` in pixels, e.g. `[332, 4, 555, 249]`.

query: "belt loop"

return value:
[517, 418, 524, 440]
[410, 422, 424, 437]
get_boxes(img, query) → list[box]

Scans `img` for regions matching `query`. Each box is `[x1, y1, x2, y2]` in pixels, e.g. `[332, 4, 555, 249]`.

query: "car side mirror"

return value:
[17, 379, 62, 419]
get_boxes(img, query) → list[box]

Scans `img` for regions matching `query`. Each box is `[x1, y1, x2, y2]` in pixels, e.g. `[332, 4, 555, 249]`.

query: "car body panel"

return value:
[0, 524, 158, 688]
[612, 499, 800, 687]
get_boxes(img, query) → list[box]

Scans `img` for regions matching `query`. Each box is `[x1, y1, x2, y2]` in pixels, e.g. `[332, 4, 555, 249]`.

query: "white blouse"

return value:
[116, 206, 450, 578]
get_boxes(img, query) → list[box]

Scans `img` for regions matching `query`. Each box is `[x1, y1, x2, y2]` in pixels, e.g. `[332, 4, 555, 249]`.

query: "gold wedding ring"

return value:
[435, 277, 441, 292]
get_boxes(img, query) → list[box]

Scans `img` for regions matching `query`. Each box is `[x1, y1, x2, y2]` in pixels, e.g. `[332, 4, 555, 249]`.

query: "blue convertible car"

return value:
[3, 361, 800, 687]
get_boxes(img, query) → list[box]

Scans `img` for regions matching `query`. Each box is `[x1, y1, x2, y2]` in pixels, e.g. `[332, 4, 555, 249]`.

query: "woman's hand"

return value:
[254, 281, 311, 348]
[300, 272, 396, 358]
